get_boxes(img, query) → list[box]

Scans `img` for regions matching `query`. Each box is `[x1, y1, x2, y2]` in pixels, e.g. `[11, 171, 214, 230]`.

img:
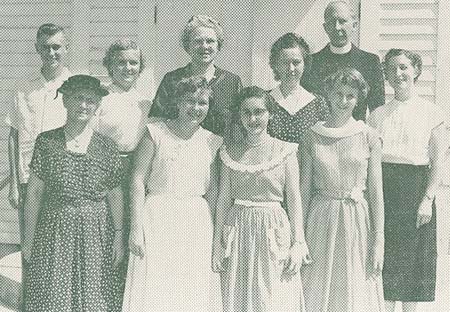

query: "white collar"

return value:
[270, 85, 315, 115]
[330, 42, 352, 54]
[108, 82, 138, 94]
[39, 67, 71, 88]
[311, 118, 366, 138]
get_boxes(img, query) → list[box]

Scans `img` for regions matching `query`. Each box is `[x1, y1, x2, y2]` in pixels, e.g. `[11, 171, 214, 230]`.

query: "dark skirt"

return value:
[382, 163, 437, 302]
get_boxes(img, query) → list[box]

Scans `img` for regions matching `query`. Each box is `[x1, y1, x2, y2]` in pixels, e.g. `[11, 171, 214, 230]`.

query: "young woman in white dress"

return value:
[122, 77, 222, 312]
[300, 68, 385, 312]
[212, 86, 310, 312]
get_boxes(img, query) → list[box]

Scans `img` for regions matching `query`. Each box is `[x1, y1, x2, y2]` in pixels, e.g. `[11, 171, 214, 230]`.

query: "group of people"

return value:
[5, 1, 447, 312]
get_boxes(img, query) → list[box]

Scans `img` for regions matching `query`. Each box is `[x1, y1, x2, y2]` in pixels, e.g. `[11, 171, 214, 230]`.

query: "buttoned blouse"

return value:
[92, 83, 151, 152]
[368, 93, 444, 165]
[5, 68, 71, 183]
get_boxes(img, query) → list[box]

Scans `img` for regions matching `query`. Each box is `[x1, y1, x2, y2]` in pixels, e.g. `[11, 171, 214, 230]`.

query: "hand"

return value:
[416, 197, 433, 228]
[8, 184, 20, 209]
[282, 242, 311, 277]
[211, 241, 225, 272]
[21, 239, 32, 263]
[112, 232, 125, 268]
[129, 225, 145, 259]
[371, 235, 384, 277]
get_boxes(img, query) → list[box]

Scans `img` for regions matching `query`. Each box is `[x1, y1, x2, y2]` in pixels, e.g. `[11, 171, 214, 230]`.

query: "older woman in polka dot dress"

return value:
[268, 33, 329, 143]
[21, 75, 125, 312]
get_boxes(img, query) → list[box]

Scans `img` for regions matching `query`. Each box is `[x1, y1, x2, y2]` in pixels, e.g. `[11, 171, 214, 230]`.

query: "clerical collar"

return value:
[330, 42, 352, 54]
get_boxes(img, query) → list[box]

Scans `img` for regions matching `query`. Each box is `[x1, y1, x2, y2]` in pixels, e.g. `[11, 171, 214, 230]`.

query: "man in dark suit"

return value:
[303, 1, 385, 121]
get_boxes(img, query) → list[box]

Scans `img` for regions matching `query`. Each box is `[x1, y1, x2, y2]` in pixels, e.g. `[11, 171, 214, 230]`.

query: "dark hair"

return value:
[269, 32, 311, 81]
[383, 48, 422, 82]
[102, 39, 145, 77]
[36, 23, 65, 41]
[323, 67, 369, 102]
[230, 86, 277, 132]
[168, 76, 212, 118]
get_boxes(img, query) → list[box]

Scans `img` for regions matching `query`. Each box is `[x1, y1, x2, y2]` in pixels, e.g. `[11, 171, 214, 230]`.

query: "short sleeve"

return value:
[5, 88, 21, 130]
[29, 134, 47, 181]
[366, 125, 383, 151]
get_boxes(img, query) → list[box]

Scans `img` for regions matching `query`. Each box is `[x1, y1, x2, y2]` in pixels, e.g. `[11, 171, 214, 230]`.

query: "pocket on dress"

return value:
[268, 225, 291, 261]
[221, 225, 236, 258]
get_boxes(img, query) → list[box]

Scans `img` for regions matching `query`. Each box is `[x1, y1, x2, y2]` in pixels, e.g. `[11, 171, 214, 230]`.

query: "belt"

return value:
[234, 199, 281, 208]
[317, 187, 365, 203]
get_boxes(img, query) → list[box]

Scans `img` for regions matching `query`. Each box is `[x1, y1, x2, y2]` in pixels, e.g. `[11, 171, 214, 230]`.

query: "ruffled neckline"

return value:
[219, 140, 297, 173]
[311, 119, 367, 138]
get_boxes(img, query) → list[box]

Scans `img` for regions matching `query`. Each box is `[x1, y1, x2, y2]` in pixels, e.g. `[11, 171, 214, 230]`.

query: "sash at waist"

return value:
[234, 199, 282, 209]
[316, 187, 365, 202]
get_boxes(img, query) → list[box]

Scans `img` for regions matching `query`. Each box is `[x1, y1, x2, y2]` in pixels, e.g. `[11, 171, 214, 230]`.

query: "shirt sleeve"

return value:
[5, 88, 22, 130]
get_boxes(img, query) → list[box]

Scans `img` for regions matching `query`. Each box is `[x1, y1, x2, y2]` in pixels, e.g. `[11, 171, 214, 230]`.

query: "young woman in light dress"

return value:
[122, 77, 222, 312]
[213, 86, 310, 312]
[300, 68, 385, 312]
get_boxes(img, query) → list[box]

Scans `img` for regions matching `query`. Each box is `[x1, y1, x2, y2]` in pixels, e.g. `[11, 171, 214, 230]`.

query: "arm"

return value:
[284, 151, 311, 275]
[211, 162, 232, 272]
[299, 142, 313, 228]
[107, 186, 125, 267]
[8, 127, 20, 208]
[366, 129, 384, 275]
[22, 172, 45, 261]
[205, 155, 220, 223]
[417, 123, 447, 228]
[128, 130, 155, 258]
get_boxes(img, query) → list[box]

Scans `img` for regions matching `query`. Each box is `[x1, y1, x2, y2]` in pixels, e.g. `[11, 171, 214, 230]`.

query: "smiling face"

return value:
[186, 26, 219, 65]
[63, 89, 102, 123]
[240, 97, 270, 136]
[385, 54, 419, 92]
[273, 47, 305, 84]
[176, 92, 210, 125]
[323, 2, 356, 48]
[327, 82, 359, 118]
[35, 31, 68, 70]
[110, 49, 141, 90]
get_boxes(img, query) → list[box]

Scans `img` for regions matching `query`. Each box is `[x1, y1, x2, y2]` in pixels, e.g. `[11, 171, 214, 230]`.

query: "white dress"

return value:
[122, 121, 222, 312]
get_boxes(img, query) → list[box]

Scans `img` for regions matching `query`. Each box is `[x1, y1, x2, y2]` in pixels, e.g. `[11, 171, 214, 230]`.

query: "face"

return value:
[323, 3, 356, 47]
[110, 49, 141, 90]
[187, 27, 219, 65]
[64, 89, 102, 123]
[274, 47, 305, 84]
[385, 54, 418, 91]
[240, 97, 270, 135]
[35, 31, 68, 70]
[177, 92, 210, 124]
[327, 83, 359, 117]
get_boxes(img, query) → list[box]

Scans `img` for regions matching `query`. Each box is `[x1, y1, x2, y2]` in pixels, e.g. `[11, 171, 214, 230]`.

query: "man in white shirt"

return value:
[5, 23, 71, 305]
[302, 1, 385, 121]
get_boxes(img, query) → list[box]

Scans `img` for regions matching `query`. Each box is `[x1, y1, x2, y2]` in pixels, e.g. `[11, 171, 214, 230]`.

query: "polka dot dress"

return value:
[25, 128, 123, 312]
[268, 95, 329, 143]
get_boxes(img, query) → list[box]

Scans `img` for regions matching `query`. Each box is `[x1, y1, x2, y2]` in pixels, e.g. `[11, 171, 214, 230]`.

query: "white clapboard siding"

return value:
[362, 0, 439, 97]
[88, 0, 140, 78]
[0, 0, 73, 244]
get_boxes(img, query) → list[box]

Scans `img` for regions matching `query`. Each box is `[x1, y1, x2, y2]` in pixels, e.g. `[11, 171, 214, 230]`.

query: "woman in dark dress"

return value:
[22, 75, 125, 312]
[267, 33, 329, 143]
[149, 15, 242, 139]
[368, 49, 446, 312]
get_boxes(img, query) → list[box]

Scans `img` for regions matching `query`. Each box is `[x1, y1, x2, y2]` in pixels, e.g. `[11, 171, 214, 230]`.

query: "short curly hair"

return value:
[168, 76, 212, 119]
[323, 67, 369, 103]
[102, 39, 145, 77]
[383, 48, 422, 82]
[269, 32, 311, 81]
[181, 15, 224, 52]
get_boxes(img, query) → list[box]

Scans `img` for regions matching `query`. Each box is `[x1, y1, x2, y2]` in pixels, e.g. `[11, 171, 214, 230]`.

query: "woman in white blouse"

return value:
[368, 49, 446, 312]
[93, 38, 152, 308]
